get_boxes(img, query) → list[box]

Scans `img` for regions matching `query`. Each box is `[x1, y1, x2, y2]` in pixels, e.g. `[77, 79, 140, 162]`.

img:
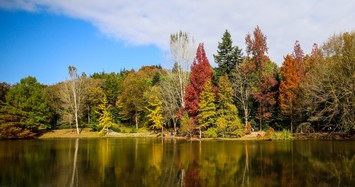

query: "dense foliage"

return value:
[0, 28, 353, 138]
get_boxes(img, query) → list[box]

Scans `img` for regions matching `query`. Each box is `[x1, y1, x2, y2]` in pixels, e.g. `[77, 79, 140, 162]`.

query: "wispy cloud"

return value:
[1, 0, 354, 64]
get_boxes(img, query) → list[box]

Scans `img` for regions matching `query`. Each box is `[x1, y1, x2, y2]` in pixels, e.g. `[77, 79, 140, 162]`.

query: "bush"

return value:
[130, 128, 137, 133]
[274, 129, 293, 140]
[204, 128, 218, 138]
[228, 129, 245, 138]
[111, 123, 121, 133]
[245, 122, 252, 135]
[296, 122, 314, 133]
[265, 127, 275, 139]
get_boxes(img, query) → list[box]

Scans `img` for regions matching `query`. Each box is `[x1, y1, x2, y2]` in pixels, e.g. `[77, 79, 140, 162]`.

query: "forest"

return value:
[0, 26, 354, 139]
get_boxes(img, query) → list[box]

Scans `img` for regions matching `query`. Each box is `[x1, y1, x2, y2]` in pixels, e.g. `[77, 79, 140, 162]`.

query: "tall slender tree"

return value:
[293, 41, 305, 79]
[144, 86, 163, 134]
[96, 94, 114, 135]
[198, 80, 216, 130]
[63, 66, 85, 135]
[184, 43, 213, 119]
[169, 31, 195, 108]
[216, 74, 242, 136]
[245, 26, 277, 131]
[279, 55, 299, 132]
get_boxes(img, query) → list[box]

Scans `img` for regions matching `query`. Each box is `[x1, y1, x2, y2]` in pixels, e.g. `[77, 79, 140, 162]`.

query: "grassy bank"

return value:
[38, 128, 355, 140]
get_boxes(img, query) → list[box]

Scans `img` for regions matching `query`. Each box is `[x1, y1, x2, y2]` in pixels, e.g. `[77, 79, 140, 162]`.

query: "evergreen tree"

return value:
[216, 75, 243, 137]
[197, 80, 216, 130]
[214, 30, 243, 79]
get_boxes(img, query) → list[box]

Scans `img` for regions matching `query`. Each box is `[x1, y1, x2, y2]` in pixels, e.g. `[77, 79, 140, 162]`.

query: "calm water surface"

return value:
[0, 138, 354, 187]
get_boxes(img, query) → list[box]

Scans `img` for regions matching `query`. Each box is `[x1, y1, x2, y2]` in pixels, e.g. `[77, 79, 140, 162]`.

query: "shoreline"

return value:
[36, 128, 355, 141]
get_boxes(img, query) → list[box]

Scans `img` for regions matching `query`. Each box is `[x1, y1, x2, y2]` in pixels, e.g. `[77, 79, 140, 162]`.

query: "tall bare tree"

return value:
[60, 66, 85, 134]
[233, 62, 253, 128]
[168, 31, 195, 108]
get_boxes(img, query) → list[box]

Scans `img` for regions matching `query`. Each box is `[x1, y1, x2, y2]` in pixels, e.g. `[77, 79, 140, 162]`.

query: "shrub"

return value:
[111, 123, 121, 133]
[296, 122, 314, 133]
[245, 122, 252, 135]
[265, 127, 275, 139]
[130, 128, 137, 133]
[204, 128, 218, 138]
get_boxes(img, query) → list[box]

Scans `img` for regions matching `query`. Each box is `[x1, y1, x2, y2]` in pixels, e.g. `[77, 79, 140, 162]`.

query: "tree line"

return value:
[0, 26, 354, 138]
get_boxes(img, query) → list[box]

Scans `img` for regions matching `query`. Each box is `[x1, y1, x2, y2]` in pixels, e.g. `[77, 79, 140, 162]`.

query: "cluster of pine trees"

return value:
[0, 26, 354, 138]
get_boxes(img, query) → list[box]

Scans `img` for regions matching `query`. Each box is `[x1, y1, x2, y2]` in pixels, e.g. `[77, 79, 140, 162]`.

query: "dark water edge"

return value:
[1, 138, 354, 187]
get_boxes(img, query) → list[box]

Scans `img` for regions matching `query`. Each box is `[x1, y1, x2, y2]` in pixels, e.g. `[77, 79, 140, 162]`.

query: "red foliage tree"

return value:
[245, 25, 269, 72]
[245, 26, 278, 130]
[184, 43, 213, 119]
[292, 41, 305, 79]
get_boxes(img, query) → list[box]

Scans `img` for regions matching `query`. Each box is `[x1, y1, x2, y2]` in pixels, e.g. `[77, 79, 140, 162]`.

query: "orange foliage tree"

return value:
[279, 55, 299, 132]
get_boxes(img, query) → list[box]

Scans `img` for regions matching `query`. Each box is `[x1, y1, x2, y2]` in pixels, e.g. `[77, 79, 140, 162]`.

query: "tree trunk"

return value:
[135, 113, 138, 129]
[199, 127, 202, 139]
[73, 89, 80, 135]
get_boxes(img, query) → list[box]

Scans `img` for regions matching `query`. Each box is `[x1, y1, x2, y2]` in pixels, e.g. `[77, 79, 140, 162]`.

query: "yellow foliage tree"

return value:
[144, 86, 163, 133]
[96, 95, 114, 135]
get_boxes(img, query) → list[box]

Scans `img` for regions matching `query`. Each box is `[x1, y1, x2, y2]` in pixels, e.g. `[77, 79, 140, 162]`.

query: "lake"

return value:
[1, 138, 354, 186]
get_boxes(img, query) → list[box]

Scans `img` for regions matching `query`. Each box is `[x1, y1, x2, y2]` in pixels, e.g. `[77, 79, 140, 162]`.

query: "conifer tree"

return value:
[216, 75, 242, 136]
[214, 30, 243, 79]
[96, 95, 114, 135]
[184, 43, 213, 119]
[144, 86, 163, 132]
[198, 80, 216, 130]
[279, 55, 299, 132]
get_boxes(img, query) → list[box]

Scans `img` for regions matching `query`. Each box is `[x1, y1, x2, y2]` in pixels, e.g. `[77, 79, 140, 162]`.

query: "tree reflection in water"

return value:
[0, 139, 354, 186]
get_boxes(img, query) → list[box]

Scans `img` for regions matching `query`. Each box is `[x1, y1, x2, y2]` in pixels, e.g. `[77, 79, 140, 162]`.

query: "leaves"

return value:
[184, 43, 213, 119]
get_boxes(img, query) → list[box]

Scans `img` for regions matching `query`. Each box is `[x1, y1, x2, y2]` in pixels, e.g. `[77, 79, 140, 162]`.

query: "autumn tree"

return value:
[96, 95, 114, 135]
[0, 77, 51, 138]
[214, 30, 243, 79]
[293, 41, 305, 79]
[300, 32, 354, 131]
[279, 55, 299, 132]
[233, 62, 254, 128]
[159, 74, 180, 130]
[216, 74, 242, 137]
[117, 66, 160, 129]
[197, 80, 216, 130]
[184, 43, 213, 119]
[245, 26, 278, 131]
[83, 78, 105, 125]
[144, 86, 163, 134]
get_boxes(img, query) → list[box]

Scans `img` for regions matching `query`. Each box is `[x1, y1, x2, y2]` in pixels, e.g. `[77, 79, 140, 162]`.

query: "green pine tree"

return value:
[214, 30, 243, 79]
[198, 80, 216, 130]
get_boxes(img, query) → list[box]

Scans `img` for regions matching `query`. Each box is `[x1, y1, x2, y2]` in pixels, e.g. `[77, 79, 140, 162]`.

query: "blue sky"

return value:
[1, 0, 354, 85]
[0, 10, 163, 85]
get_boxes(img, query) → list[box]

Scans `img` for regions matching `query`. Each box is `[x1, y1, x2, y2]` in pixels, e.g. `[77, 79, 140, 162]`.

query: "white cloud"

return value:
[1, 0, 354, 65]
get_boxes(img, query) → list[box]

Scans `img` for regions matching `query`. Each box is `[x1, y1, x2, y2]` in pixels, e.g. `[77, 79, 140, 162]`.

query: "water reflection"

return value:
[0, 139, 354, 186]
